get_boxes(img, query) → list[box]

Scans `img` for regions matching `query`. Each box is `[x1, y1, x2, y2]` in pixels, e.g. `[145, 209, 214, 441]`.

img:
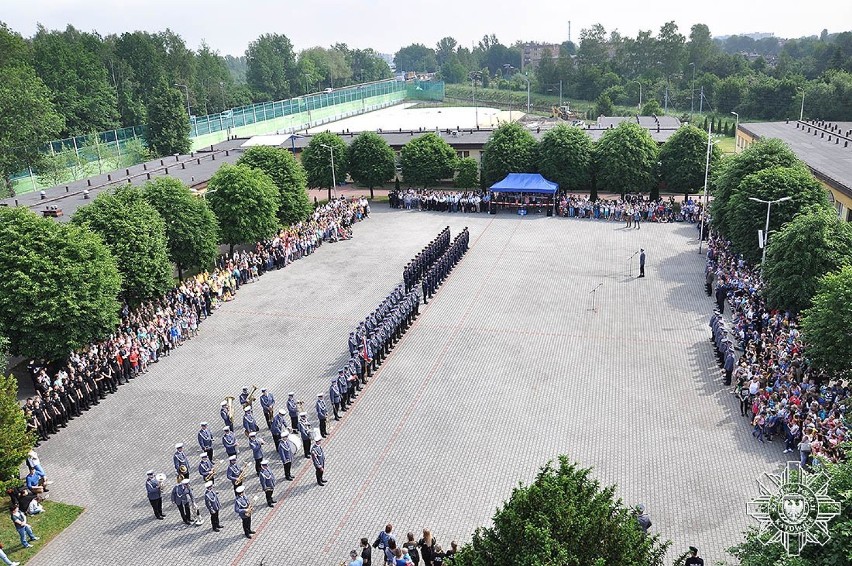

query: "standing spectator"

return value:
[636, 504, 652, 534]
[403, 532, 420, 565]
[348, 549, 364, 566]
[418, 529, 436, 566]
[373, 524, 394, 556]
[360, 537, 372, 566]
[432, 545, 445, 566]
[10, 504, 38, 548]
[0, 542, 20, 566]
[444, 541, 458, 563]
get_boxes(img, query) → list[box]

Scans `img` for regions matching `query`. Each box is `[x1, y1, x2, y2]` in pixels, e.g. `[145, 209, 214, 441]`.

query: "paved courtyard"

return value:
[28, 208, 781, 565]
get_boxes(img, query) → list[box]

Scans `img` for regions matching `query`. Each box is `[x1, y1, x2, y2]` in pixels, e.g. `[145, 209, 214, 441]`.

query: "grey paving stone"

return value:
[27, 208, 779, 566]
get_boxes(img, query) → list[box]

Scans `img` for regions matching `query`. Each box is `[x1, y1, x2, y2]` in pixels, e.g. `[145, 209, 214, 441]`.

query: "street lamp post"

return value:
[470, 71, 481, 128]
[320, 143, 337, 201]
[689, 63, 696, 116]
[748, 196, 793, 265]
[632, 80, 642, 110]
[698, 121, 713, 253]
[174, 83, 195, 137]
[730, 111, 739, 151]
[798, 87, 805, 121]
[516, 72, 531, 113]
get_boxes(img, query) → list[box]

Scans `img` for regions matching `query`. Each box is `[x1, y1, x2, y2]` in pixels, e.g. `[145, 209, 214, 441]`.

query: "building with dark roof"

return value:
[736, 120, 852, 221]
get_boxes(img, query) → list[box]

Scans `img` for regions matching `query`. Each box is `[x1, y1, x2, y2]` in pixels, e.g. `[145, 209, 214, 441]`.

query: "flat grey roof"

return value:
[740, 120, 852, 198]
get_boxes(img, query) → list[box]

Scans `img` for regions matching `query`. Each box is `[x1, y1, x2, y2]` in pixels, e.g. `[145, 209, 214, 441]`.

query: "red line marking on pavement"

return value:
[321, 218, 515, 555]
[230, 219, 495, 566]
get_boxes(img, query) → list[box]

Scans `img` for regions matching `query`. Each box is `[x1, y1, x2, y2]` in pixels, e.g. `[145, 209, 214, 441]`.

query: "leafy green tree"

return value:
[394, 44, 438, 72]
[206, 164, 280, 254]
[73, 187, 173, 305]
[640, 99, 664, 116]
[301, 132, 349, 201]
[0, 372, 34, 493]
[763, 207, 852, 313]
[455, 157, 479, 189]
[481, 122, 538, 186]
[710, 138, 800, 237]
[0, 208, 121, 360]
[245, 33, 298, 100]
[455, 456, 669, 566]
[727, 166, 831, 264]
[538, 124, 593, 193]
[594, 93, 614, 117]
[595, 121, 659, 196]
[0, 64, 64, 195]
[32, 25, 119, 135]
[141, 177, 219, 280]
[800, 266, 852, 377]
[400, 133, 457, 189]
[348, 132, 395, 199]
[35, 149, 73, 187]
[237, 146, 312, 225]
[145, 81, 191, 157]
[658, 124, 720, 196]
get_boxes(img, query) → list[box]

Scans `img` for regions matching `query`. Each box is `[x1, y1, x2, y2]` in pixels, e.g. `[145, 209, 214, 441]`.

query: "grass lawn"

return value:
[0, 501, 83, 564]
[714, 135, 736, 154]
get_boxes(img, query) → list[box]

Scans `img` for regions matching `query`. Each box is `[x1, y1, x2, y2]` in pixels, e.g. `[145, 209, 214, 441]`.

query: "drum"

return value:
[287, 434, 300, 449]
[312, 427, 322, 442]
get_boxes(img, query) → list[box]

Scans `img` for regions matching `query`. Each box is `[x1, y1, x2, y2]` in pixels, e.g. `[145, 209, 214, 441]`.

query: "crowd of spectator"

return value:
[558, 195, 704, 223]
[20, 197, 371, 446]
[389, 190, 488, 213]
[343, 525, 458, 566]
[706, 235, 849, 467]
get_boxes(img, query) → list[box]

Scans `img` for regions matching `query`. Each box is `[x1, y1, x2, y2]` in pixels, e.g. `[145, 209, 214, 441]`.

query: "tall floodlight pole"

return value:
[689, 63, 696, 116]
[730, 111, 739, 152]
[175, 83, 194, 136]
[798, 87, 805, 121]
[748, 196, 793, 265]
[632, 80, 642, 109]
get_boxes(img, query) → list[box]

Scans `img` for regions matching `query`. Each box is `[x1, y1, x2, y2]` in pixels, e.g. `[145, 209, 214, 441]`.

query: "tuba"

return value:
[155, 473, 167, 493]
[246, 385, 259, 406]
[224, 396, 235, 422]
[296, 399, 305, 414]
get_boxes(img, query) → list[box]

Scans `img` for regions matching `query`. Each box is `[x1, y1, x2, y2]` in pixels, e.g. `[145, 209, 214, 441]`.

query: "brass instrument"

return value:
[224, 395, 235, 422]
[296, 399, 305, 414]
[246, 494, 259, 517]
[155, 473, 167, 493]
[177, 465, 188, 483]
[246, 385, 259, 406]
[235, 461, 249, 485]
[204, 462, 218, 483]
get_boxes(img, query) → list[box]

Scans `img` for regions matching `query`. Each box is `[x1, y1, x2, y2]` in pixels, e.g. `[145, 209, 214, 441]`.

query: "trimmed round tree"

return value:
[595, 121, 659, 197]
[400, 132, 457, 189]
[801, 265, 852, 377]
[237, 146, 312, 225]
[0, 207, 121, 360]
[455, 456, 669, 566]
[763, 206, 852, 313]
[537, 124, 593, 193]
[73, 187, 172, 305]
[658, 124, 720, 197]
[348, 131, 396, 199]
[455, 157, 479, 189]
[141, 177, 219, 280]
[710, 138, 799, 237]
[481, 122, 538, 186]
[206, 163, 280, 254]
[727, 165, 831, 264]
[301, 132, 348, 201]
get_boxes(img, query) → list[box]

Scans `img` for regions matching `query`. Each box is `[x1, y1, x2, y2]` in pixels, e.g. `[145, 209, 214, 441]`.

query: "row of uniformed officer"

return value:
[403, 227, 450, 292]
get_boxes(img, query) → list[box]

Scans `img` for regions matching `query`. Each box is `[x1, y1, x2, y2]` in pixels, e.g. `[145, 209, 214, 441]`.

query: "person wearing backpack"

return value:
[373, 524, 394, 557]
[403, 532, 420, 565]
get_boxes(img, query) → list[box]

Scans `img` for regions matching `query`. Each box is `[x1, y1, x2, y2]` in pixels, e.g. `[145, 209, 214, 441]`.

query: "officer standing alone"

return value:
[311, 437, 326, 486]
[145, 470, 165, 520]
[639, 249, 646, 278]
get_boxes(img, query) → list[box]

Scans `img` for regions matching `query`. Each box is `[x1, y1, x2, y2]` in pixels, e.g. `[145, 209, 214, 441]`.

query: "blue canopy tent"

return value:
[488, 173, 559, 215]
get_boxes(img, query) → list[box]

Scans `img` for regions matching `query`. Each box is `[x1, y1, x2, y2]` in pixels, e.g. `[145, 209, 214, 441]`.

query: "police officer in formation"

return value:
[710, 310, 736, 386]
[204, 481, 222, 532]
[311, 437, 327, 486]
[171, 478, 193, 525]
[337, 369, 350, 408]
[259, 388, 275, 428]
[145, 470, 166, 520]
[242, 405, 259, 435]
[403, 227, 450, 293]
[298, 412, 313, 458]
[422, 228, 469, 304]
[258, 460, 276, 507]
[316, 393, 329, 438]
[248, 431, 265, 474]
[329, 376, 342, 420]
[197, 422, 214, 461]
[226, 454, 243, 496]
[222, 426, 238, 457]
[198, 454, 215, 484]
[286, 392, 299, 430]
[238, 386, 251, 408]
[219, 400, 233, 430]
[234, 485, 254, 539]
[276, 432, 295, 481]
[270, 408, 287, 450]
[173, 443, 190, 480]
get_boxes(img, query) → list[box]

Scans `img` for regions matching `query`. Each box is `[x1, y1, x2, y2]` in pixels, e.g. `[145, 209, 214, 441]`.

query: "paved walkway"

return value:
[27, 209, 778, 565]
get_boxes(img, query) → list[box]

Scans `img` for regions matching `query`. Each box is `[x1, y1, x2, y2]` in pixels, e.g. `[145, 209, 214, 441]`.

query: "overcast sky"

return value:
[3, 0, 848, 56]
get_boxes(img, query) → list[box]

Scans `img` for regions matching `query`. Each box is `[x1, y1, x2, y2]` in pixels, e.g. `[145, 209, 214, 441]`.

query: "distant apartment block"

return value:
[521, 43, 561, 70]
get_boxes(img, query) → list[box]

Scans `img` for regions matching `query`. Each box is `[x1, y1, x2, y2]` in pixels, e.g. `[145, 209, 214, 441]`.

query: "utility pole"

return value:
[699, 85, 704, 114]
